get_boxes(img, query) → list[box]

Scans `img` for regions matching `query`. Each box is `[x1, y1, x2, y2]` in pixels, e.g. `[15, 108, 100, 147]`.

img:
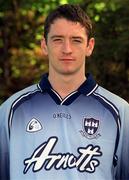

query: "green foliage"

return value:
[0, 0, 129, 104]
[85, 0, 129, 101]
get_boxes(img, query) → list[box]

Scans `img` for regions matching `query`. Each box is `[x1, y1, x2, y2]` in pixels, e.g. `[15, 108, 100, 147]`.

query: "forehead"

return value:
[48, 18, 87, 38]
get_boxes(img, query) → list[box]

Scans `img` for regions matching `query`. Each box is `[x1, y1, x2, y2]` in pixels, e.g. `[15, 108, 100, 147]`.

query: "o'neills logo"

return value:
[23, 137, 102, 174]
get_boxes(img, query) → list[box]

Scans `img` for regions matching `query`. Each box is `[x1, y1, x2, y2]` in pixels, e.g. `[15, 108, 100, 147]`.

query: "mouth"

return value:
[60, 58, 75, 61]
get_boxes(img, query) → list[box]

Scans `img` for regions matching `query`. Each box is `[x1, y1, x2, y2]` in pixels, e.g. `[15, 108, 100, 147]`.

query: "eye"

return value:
[74, 39, 81, 43]
[53, 38, 63, 42]
[72, 38, 83, 43]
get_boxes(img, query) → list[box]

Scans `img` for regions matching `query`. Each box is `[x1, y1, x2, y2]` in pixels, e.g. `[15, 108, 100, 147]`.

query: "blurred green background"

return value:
[0, 0, 129, 104]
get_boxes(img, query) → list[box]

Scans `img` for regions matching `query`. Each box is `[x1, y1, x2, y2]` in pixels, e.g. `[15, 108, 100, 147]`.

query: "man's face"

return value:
[41, 18, 94, 76]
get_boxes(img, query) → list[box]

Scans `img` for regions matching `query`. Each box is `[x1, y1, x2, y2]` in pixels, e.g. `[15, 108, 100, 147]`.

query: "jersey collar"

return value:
[39, 73, 98, 96]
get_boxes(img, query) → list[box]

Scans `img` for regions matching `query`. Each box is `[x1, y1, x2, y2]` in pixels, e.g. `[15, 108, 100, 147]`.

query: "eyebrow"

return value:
[72, 36, 84, 40]
[50, 35, 84, 40]
[50, 35, 64, 39]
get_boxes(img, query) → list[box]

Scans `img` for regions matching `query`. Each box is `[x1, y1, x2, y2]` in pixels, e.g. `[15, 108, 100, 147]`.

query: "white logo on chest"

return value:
[23, 137, 102, 174]
[26, 118, 42, 132]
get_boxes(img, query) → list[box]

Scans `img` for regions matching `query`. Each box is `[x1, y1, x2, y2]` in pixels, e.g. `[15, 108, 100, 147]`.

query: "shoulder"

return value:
[0, 84, 40, 110]
[94, 86, 129, 115]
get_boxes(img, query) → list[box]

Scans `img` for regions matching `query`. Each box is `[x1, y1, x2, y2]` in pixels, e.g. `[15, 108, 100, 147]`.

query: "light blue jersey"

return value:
[0, 73, 129, 180]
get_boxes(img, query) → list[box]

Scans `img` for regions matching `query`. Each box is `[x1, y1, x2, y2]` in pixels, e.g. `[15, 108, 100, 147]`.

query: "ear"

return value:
[86, 38, 95, 57]
[41, 37, 48, 56]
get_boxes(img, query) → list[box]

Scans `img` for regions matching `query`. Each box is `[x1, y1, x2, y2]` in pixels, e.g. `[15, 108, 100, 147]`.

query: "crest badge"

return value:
[27, 118, 42, 133]
[80, 118, 100, 139]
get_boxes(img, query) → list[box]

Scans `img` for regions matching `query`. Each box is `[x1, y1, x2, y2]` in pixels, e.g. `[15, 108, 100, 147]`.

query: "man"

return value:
[0, 4, 129, 180]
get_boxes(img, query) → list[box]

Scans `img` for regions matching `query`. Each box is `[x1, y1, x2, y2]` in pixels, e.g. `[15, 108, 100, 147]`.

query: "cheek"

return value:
[47, 48, 59, 63]
[52, 49, 63, 60]
[77, 47, 87, 58]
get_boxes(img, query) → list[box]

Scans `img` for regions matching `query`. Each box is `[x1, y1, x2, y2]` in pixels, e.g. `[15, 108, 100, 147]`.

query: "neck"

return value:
[48, 72, 86, 99]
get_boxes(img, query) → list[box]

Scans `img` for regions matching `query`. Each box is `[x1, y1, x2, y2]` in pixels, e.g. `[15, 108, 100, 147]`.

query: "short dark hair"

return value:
[44, 4, 92, 42]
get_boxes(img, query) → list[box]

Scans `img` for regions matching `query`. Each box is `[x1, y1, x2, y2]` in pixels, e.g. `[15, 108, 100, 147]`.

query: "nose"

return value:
[62, 40, 72, 54]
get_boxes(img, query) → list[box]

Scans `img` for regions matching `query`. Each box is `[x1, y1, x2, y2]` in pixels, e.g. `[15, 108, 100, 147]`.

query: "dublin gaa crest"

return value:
[80, 118, 100, 139]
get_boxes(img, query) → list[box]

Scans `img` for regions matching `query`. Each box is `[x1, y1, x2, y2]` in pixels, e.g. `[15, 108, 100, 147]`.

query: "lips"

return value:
[60, 58, 75, 61]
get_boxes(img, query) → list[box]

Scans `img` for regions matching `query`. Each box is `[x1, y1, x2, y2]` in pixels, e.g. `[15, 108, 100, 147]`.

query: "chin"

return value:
[59, 70, 77, 76]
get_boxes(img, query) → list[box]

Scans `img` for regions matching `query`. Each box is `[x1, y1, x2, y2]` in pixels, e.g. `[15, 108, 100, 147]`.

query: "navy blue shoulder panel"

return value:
[92, 92, 121, 166]
[8, 87, 41, 137]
